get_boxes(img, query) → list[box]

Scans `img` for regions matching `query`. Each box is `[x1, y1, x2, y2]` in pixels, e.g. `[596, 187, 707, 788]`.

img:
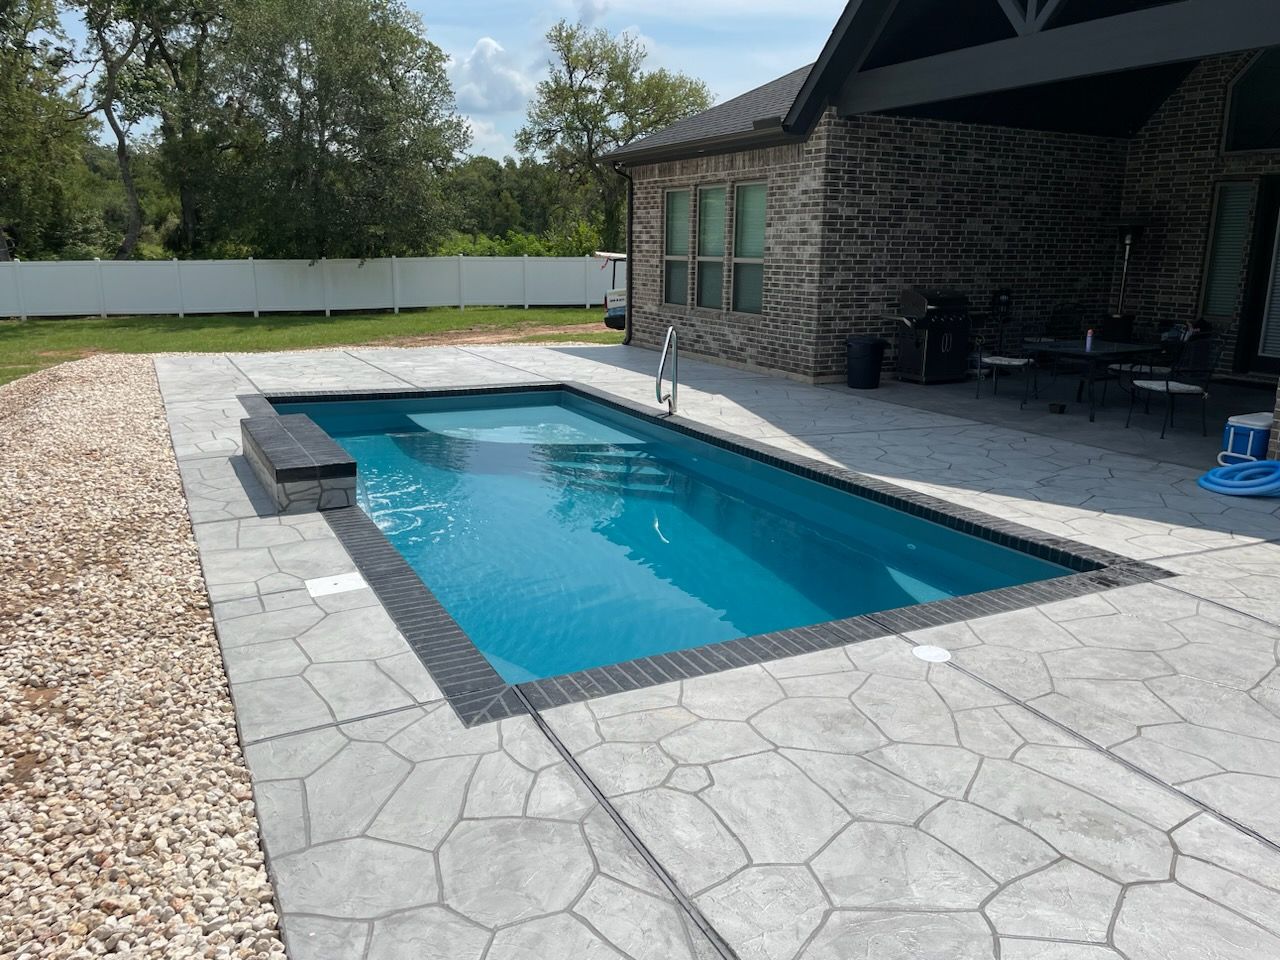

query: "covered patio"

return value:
[616, 0, 1280, 436]
[815, 0, 1280, 473]
[866, 372, 1278, 468]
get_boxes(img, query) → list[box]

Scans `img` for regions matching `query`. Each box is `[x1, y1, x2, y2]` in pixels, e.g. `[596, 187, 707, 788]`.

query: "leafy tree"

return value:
[434, 220, 600, 258]
[518, 21, 711, 251]
[2, 0, 181, 261]
[8, 3, 680, 263]
[136, 0, 233, 254]
[73, 0, 152, 259]
[0, 0, 98, 259]
[443, 154, 596, 244]
[446, 156, 524, 237]
[214, 0, 469, 258]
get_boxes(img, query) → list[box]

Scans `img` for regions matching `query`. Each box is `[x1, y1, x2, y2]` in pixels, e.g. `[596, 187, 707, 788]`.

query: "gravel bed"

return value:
[0, 356, 284, 958]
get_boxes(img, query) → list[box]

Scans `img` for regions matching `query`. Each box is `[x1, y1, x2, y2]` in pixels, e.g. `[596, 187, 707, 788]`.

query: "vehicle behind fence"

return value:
[0, 255, 628, 319]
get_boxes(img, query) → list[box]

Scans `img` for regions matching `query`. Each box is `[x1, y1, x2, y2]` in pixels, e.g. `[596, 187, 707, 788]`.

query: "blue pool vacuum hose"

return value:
[1197, 460, 1280, 496]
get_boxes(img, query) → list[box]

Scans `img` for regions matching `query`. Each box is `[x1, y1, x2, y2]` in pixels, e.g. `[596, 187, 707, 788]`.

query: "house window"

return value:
[663, 190, 690, 305]
[732, 183, 766, 314]
[1225, 50, 1280, 153]
[1201, 181, 1255, 320]
[696, 186, 726, 309]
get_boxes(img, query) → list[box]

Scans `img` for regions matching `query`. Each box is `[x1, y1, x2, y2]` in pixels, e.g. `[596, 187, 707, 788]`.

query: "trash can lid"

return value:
[1226, 412, 1275, 428]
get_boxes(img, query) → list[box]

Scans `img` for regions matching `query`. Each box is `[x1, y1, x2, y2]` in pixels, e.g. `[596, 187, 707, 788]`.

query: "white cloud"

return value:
[576, 0, 610, 24]
[450, 37, 538, 113]
[612, 0, 835, 16]
[463, 116, 511, 157]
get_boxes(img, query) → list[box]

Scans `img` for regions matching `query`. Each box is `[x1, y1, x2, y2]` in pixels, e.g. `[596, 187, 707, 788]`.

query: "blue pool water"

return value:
[277, 391, 1068, 682]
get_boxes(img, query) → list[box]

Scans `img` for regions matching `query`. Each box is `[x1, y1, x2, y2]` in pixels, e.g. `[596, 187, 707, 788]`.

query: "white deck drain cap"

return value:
[912, 645, 953, 663]
[305, 572, 368, 598]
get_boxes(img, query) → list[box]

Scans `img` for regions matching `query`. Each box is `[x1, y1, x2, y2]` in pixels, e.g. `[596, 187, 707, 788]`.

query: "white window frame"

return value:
[695, 184, 728, 310]
[662, 188, 692, 306]
[731, 180, 767, 315]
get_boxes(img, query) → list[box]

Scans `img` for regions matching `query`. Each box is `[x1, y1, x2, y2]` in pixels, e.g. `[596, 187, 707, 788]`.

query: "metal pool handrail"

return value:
[656, 325, 678, 415]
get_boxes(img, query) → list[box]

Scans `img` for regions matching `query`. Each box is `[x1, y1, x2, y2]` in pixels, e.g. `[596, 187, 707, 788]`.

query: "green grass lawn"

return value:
[0, 306, 623, 385]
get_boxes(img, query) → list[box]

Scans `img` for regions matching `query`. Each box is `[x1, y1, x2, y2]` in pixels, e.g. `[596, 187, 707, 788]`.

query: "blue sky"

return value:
[425, 0, 846, 157]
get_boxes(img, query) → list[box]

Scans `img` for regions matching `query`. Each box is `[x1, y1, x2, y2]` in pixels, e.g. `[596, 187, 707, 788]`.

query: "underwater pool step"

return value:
[539, 448, 659, 466]
[558, 483, 677, 502]
[545, 462, 673, 487]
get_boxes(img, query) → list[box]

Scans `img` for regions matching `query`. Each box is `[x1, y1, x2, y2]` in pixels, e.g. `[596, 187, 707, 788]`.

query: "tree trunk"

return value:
[0, 233, 11, 262]
[104, 102, 142, 260]
[179, 179, 197, 254]
[161, 116, 198, 255]
[90, 19, 145, 261]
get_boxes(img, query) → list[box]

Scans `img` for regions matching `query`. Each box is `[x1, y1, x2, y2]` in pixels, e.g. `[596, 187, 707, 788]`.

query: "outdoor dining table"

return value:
[1025, 339, 1157, 422]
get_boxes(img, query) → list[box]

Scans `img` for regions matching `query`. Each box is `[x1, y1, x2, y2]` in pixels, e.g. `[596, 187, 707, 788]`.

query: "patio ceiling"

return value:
[611, 0, 1280, 165]
[790, 0, 1280, 137]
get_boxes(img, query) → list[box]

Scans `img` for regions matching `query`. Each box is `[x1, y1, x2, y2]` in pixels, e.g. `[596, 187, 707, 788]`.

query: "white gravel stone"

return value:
[0, 357, 286, 958]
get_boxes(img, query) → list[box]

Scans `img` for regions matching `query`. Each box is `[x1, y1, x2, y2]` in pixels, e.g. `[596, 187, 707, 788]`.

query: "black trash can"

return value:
[846, 335, 889, 389]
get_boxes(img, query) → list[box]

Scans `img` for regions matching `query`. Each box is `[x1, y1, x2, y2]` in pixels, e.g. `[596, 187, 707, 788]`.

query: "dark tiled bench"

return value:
[240, 415, 356, 513]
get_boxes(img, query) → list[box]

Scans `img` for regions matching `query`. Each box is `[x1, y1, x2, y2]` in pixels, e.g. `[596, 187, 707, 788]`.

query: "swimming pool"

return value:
[276, 390, 1070, 683]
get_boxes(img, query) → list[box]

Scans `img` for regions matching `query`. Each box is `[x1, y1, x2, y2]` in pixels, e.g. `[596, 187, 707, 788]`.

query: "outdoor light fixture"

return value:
[1114, 223, 1147, 318]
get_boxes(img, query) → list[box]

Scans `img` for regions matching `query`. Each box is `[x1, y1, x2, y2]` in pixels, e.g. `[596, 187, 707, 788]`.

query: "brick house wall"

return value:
[1272, 387, 1280, 459]
[629, 112, 1124, 380]
[628, 52, 1280, 388]
[628, 135, 830, 379]
[814, 114, 1125, 377]
[1119, 53, 1280, 376]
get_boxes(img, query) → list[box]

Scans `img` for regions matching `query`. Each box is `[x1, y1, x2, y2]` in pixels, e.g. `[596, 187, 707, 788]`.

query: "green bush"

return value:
[434, 220, 602, 258]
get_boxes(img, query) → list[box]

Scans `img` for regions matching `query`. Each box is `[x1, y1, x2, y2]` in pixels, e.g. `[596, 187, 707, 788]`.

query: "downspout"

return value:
[613, 161, 635, 345]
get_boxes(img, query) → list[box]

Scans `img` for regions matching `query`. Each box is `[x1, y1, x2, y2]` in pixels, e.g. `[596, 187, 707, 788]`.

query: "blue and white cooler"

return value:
[1218, 411, 1275, 466]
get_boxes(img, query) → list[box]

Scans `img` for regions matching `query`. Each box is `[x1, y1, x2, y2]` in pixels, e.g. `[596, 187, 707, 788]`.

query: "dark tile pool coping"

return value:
[245, 381, 1174, 726]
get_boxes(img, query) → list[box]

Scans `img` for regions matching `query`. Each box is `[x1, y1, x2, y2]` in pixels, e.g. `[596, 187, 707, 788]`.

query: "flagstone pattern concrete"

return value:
[244, 706, 718, 960]
[154, 344, 1280, 960]
[541, 638, 1280, 960]
[905, 581, 1280, 843]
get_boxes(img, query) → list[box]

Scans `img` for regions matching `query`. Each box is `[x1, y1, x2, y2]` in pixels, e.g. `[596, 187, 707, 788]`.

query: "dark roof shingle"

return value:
[608, 63, 813, 162]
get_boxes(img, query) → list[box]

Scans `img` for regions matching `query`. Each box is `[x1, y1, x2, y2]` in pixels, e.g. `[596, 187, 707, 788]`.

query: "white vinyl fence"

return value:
[0, 255, 628, 319]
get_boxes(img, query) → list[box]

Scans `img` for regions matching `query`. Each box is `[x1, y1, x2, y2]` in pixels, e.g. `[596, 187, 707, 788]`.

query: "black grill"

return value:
[893, 288, 972, 384]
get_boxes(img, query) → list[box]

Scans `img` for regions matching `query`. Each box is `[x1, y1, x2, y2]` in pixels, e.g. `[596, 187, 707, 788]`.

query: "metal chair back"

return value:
[999, 316, 1048, 358]
[1168, 336, 1221, 391]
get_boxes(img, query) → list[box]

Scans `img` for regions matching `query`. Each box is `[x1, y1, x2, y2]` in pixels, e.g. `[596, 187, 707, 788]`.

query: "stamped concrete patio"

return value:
[155, 344, 1280, 960]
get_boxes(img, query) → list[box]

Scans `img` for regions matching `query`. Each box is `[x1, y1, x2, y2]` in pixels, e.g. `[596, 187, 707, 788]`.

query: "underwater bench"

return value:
[240, 414, 356, 513]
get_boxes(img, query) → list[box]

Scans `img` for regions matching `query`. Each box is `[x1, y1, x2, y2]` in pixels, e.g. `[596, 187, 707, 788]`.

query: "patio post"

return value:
[321, 257, 330, 317]
[94, 257, 106, 318]
[173, 258, 185, 319]
[249, 257, 260, 318]
[390, 255, 400, 314]
[12, 257, 26, 321]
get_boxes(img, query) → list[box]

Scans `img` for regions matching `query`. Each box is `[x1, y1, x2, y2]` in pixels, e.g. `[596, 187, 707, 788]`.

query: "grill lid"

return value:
[900, 287, 970, 319]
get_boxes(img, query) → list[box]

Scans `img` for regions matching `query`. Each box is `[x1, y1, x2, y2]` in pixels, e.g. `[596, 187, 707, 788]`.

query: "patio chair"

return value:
[1105, 319, 1195, 393]
[974, 317, 1046, 408]
[1124, 335, 1222, 438]
[1107, 347, 1172, 395]
[1040, 301, 1092, 385]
